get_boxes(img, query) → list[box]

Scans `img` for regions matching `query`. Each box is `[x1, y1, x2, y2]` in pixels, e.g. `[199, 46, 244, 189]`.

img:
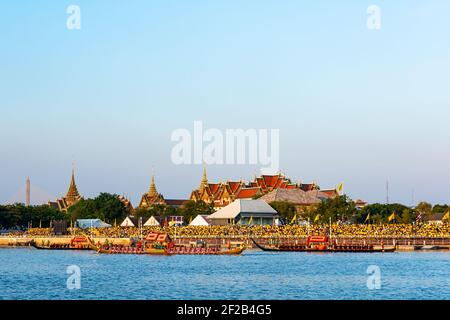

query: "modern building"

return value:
[208, 199, 279, 226]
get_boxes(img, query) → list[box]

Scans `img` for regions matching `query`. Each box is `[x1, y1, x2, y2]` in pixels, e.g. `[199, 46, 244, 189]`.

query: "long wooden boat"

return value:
[95, 245, 170, 255]
[31, 236, 93, 250]
[85, 234, 171, 255]
[89, 233, 245, 256]
[167, 246, 245, 255]
[251, 237, 396, 253]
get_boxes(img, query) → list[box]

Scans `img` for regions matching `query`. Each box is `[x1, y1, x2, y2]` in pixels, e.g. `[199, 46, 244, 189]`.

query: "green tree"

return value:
[68, 199, 98, 220]
[401, 208, 413, 224]
[68, 193, 130, 223]
[432, 204, 449, 214]
[415, 202, 433, 221]
[269, 201, 297, 224]
[0, 204, 65, 229]
[357, 203, 412, 224]
[308, 195, 357, 224]
[95, 193, 130, 222]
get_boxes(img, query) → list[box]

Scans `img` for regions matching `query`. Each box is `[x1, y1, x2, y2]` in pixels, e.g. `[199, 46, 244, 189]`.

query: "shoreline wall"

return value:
[1, 236, 450, 247]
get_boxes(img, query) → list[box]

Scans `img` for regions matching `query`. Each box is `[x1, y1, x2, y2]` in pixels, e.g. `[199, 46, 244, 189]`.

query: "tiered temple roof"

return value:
[138, 173, 189, 209]
[139, 174, 166, 208]
[48, 166, 82, 212]
[189, 168, 337, 208]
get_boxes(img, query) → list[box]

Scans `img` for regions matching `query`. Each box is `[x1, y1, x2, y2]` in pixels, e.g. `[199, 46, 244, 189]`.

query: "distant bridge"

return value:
[5, 180, 56, 206]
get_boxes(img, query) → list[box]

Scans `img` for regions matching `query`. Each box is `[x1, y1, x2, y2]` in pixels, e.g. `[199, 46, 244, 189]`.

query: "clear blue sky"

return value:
[1, 0, 449, 206]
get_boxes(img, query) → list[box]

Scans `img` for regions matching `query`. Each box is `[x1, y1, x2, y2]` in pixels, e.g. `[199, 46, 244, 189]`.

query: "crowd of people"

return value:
[20, 223, 450, 239]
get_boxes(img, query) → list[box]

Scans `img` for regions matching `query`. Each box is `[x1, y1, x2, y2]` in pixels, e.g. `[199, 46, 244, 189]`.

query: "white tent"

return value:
[144, 216, 161, 227]
[120, 216, 137, 227]
[189, 215, 211, 226]
[208, 199, 279, 226]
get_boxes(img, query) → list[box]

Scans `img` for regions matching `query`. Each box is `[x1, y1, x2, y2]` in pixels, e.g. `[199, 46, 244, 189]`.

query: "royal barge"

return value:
[252, 235, 396, 253]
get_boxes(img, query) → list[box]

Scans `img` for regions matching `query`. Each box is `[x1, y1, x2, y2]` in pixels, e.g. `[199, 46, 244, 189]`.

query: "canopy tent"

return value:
[144, 216, 161, 227]
[76, 219, 111, 229]
[120, 216, 139, 227]
[189, 215, 211, 226]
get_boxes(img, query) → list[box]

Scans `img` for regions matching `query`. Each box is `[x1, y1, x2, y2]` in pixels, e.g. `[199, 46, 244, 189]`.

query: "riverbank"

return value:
[1, 235, 449, 250]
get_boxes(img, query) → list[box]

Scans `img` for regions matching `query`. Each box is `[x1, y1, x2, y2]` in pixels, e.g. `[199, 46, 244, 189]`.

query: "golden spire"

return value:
[66, 162, 80, 204]
[148, 173, 158, 198]
[199, 163, 208, 193]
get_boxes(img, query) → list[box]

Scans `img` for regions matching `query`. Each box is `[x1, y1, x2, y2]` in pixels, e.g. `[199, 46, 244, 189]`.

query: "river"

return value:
[0, 248, 448, 299]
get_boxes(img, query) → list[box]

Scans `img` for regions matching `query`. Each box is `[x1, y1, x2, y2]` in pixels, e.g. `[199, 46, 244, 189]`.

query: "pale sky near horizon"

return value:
[1, 1, 449, 206]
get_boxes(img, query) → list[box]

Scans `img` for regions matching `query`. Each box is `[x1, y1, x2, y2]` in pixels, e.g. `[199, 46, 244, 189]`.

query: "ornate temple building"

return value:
[48, 166, 82, 212]
[189, 166, 340, 208]
[138, 175, 165, 208]
[118, 195, 134, 212]
[138, 174, 188, 209]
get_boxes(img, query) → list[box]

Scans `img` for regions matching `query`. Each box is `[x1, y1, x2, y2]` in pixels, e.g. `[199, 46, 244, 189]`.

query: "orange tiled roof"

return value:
[262, 175, 281, 188]
[235, 187, 261, 199]
[227, 181, 242, 194]
[208, 183, 221, 195]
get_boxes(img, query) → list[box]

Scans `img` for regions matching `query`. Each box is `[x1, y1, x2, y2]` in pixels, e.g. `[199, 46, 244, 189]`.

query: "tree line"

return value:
[271, 196, 448, 224]
[0, 193, 447, 229]
[0, 193, 215, 229]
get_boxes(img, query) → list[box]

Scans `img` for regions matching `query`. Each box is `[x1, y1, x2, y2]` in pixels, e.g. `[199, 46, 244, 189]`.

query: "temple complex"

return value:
[189, 166, 340, 208]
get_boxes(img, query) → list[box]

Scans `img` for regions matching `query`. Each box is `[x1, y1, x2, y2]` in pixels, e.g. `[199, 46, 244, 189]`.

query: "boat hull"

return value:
[251, 239, 396, 253]
[96, 247, 170, 255]
[167, 247, 245, 255]
[31, 241, 92, 250]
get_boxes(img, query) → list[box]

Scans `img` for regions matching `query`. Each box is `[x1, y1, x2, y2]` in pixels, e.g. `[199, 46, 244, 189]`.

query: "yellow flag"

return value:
[337, 183, 344, 194]
[189, 216, 193, 224]
[442, 211, 450, 221]
[388, 212, 396, 222]
[364, 213, 370, 223]
[290, 213, 297, 225]
[314, 214, 321, 223]
[168, 220, 176, 227]
[248, 216, 253, 225]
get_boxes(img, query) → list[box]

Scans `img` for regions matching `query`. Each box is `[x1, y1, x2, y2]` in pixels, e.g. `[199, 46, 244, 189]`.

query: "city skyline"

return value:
[1, 1, 450, 205]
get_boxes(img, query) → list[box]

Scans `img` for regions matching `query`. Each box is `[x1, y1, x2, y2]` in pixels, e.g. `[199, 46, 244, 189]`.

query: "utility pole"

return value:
[26, 177, 30, 206]
[386, 180, 389, 204]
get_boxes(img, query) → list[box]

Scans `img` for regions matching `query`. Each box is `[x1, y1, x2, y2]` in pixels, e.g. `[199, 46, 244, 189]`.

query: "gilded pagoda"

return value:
[48, 165, 82, 212]
[138, 173, 188, 209]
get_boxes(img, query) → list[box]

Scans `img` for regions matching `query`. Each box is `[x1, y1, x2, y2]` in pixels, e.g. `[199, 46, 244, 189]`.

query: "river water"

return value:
[0, 248, 448, 299]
